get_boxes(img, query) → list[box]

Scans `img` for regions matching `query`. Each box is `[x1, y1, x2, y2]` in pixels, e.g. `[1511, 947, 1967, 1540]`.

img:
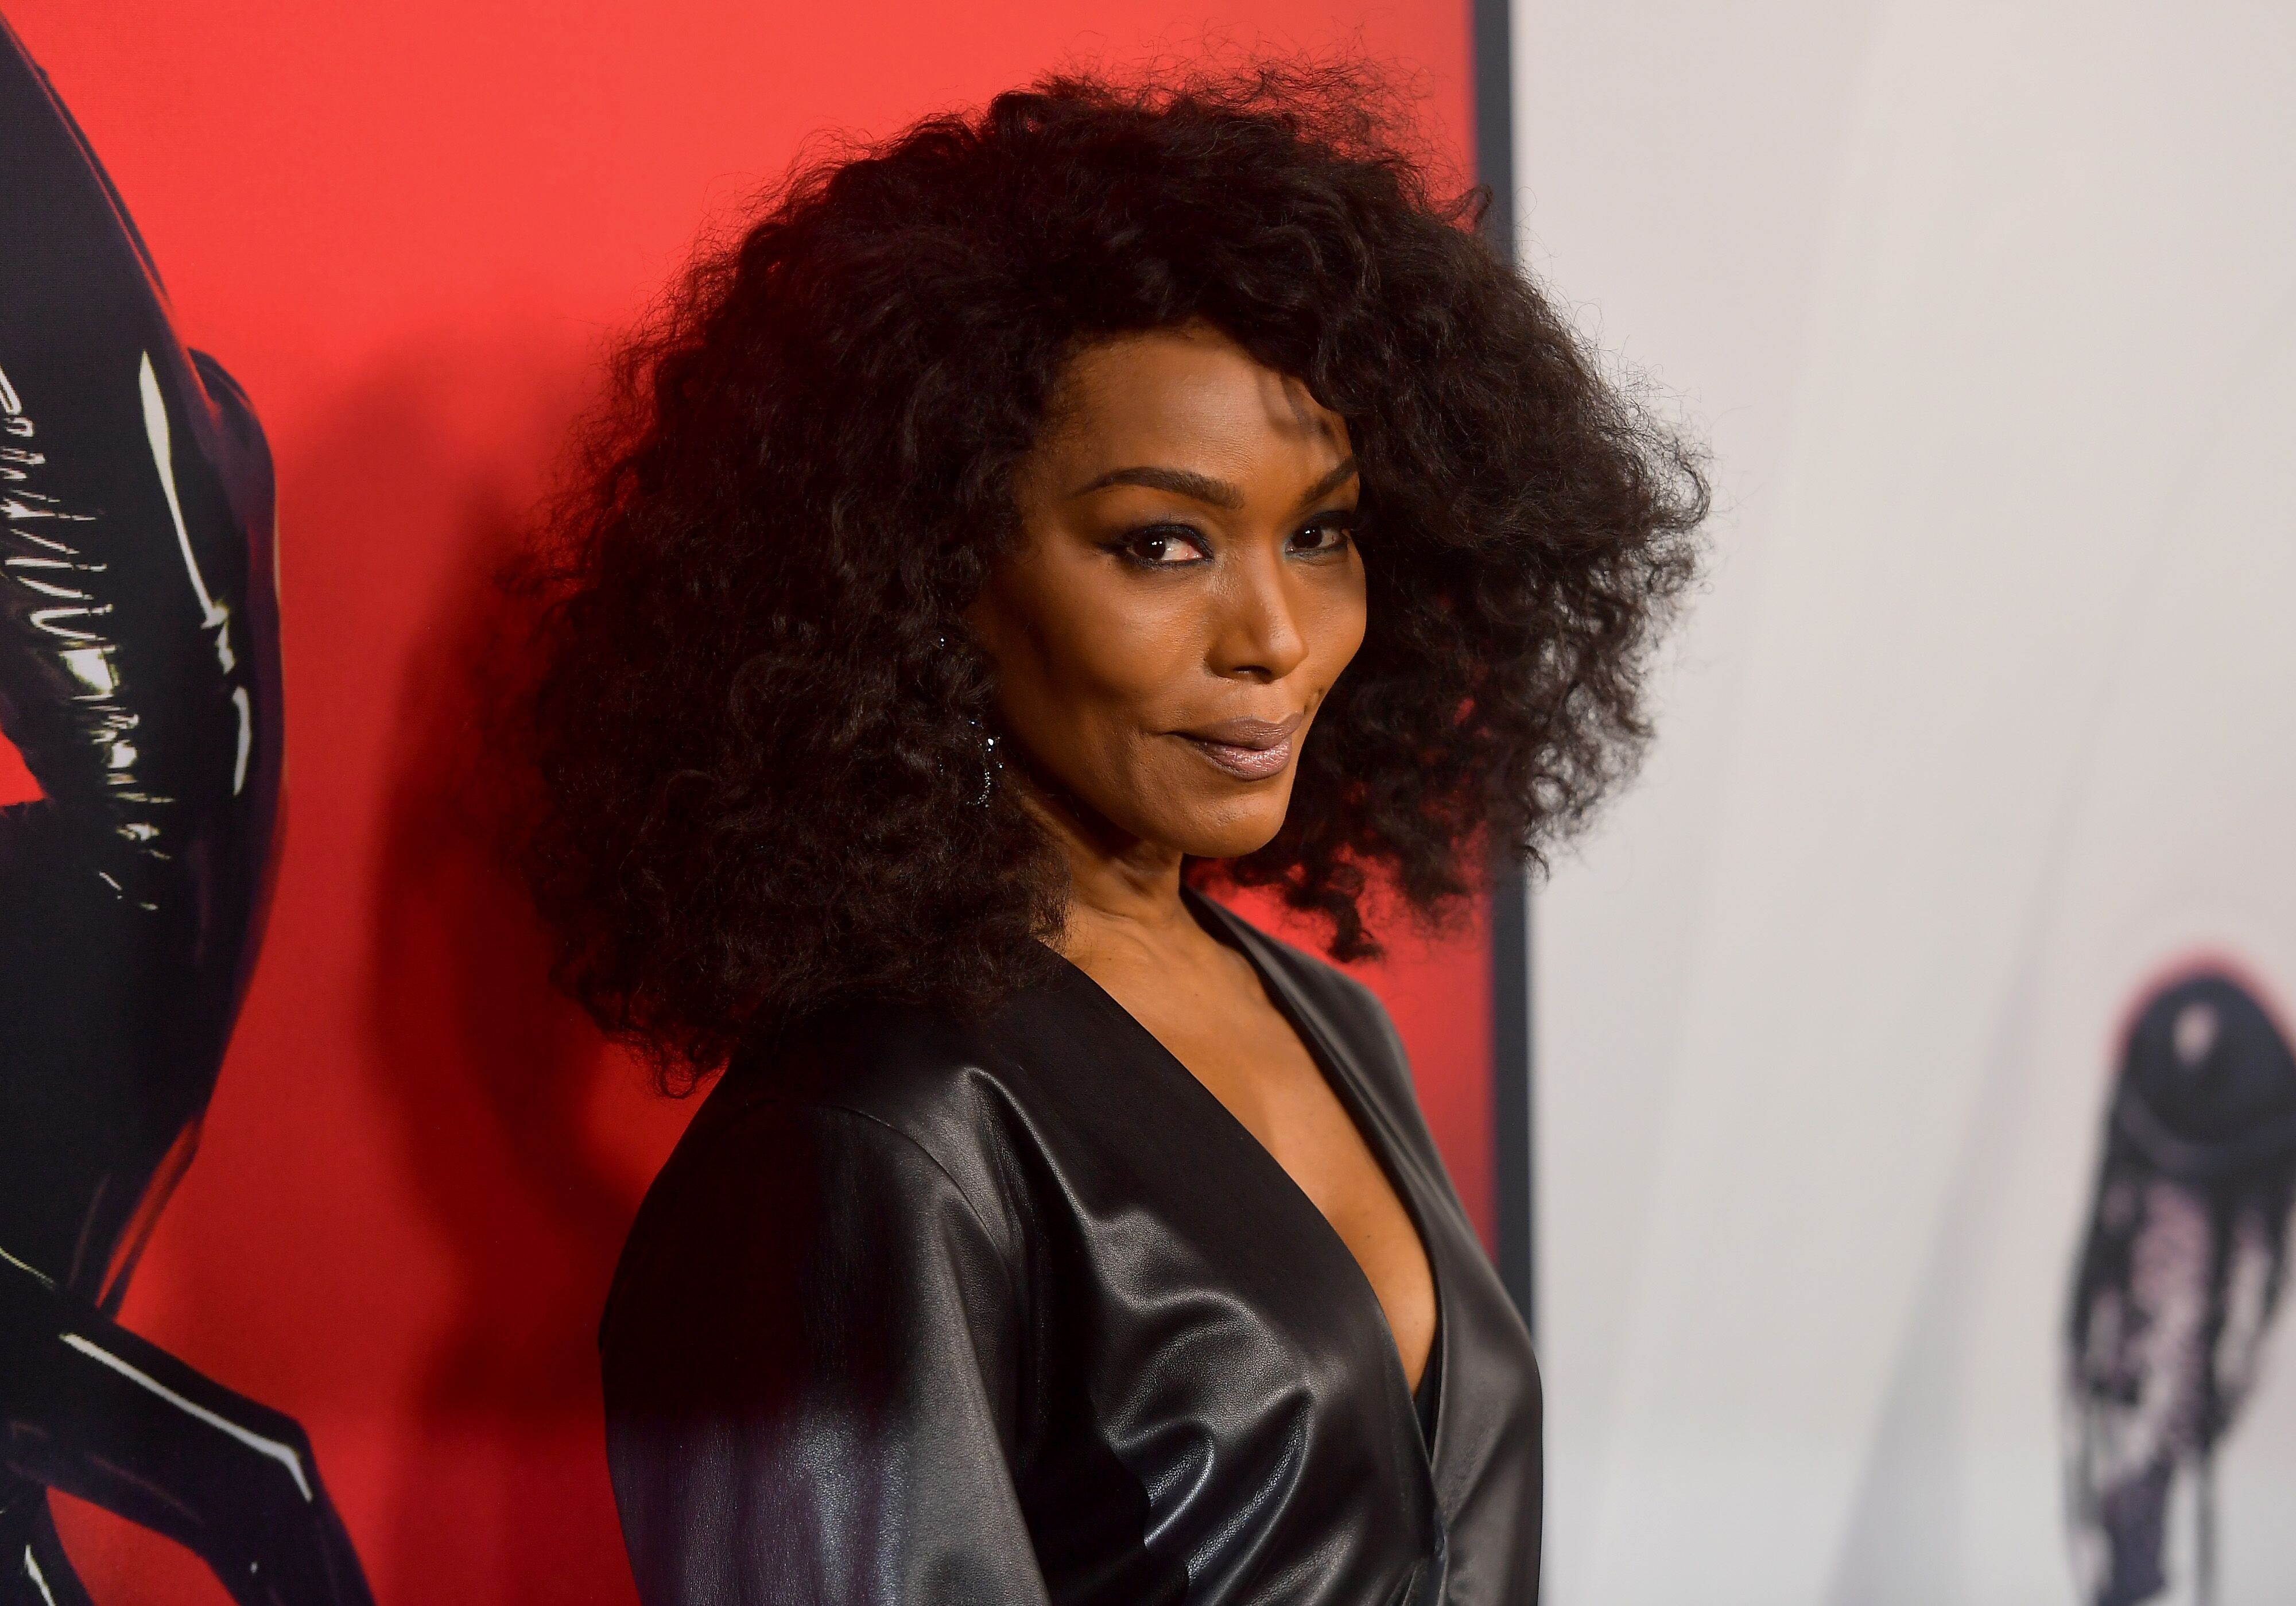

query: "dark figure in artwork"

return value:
[0, 19, 371, 1606]
[510, 62, 1702, 1606]
[2066, 971, 2296, 1606]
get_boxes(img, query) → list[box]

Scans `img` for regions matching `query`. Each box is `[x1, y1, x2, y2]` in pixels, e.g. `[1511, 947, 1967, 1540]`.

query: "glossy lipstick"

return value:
[1176, 712, 1305, 781]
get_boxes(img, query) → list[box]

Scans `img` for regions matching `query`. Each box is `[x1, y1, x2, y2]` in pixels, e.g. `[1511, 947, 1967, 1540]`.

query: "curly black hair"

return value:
[506, 59, 1704, 1083]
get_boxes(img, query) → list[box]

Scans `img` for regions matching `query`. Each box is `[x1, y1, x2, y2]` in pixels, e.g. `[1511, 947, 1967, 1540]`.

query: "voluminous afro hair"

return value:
[509, 61, 1705, 1083]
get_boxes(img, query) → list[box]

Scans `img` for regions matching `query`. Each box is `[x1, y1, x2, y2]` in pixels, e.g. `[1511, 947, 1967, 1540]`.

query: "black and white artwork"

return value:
[2066, 972, 2296, 1606]
[0, 14, 371, 1603]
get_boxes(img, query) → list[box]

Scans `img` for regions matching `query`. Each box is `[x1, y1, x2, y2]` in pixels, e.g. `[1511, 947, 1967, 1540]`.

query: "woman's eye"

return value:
[1119, 527, 1209, 566]
[1289, 515, 1356, 554]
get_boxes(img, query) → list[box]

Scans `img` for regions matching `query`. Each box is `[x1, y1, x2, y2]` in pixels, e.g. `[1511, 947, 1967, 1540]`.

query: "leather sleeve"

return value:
[600, 1096, 1046, 1606]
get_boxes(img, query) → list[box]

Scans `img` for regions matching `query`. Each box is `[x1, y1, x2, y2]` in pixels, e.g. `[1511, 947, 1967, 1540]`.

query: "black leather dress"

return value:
[600, 890, 1542, 1605]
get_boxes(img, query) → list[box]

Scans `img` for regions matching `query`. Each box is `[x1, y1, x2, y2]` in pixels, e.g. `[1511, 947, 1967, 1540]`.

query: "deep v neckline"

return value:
[1042, 890, 1448, 1458]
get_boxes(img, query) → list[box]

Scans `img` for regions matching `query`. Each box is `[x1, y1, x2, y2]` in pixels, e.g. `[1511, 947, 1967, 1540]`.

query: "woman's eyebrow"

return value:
[1066, 465, 1243, 507]
[1290, 456, 1359, 511]
[1066, 455, 1359, 511]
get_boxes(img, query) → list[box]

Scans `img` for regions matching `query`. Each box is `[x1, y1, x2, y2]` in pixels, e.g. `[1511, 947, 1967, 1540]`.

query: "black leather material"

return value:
[601, 890, 1542, 1604]
[0, 20, 373, 1603]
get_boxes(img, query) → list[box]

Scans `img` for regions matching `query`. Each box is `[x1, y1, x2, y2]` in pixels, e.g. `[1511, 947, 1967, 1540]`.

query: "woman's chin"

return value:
[1158, 792, 1297, 862]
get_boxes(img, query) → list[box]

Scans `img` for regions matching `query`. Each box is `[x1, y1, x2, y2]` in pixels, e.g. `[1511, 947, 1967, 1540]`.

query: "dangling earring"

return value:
[935, 635, 1003, 806]
[967, 719, 1002, 807]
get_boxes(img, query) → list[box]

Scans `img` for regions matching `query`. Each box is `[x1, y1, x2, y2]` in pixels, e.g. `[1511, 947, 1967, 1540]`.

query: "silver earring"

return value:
[937, 635, 1001, 805]
[965, 719, 1001, 806]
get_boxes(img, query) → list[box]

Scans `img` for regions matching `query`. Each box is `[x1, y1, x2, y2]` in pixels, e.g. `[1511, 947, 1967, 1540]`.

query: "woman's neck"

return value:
[1014, 771, 1199, 969]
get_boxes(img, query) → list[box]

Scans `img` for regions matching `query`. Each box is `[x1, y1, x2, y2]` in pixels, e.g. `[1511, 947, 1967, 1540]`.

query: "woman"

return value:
[510, 64, 1701, 1606]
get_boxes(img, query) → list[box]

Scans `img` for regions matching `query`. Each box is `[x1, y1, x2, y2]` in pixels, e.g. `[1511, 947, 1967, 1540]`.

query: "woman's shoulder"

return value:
[741, 1003, 1027, 1145]
[684, 1002, 1032, 1192]
[609, 1004, 1038, 1309]
[597, 1006, 1040, 1436]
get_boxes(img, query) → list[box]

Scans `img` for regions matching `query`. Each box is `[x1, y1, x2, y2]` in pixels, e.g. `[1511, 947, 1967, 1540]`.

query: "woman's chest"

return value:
[969, 967, 1539, 1605]
[1110, 979, 1441, 1395]
[1000, 1101, 1445, 1606]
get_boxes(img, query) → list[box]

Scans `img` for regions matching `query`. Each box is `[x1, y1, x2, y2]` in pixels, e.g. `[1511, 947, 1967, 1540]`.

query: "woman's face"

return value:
[970, 322, 1366, 862]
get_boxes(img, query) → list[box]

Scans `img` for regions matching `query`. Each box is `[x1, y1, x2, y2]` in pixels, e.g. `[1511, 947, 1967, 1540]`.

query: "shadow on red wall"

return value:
[354, 345, 700, 1601]
[365, 503, 642, 1597]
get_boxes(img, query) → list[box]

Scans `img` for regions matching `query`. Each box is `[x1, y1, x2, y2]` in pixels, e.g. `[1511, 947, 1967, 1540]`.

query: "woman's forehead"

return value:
[1035, 325, 1351, 481]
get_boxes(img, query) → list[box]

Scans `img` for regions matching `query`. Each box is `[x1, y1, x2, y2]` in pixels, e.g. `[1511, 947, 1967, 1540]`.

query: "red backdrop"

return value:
[1, 4, 1486, 1600]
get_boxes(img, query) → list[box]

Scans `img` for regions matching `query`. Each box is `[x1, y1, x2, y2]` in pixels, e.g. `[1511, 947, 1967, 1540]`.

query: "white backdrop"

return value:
[1512, 3, 2296, 1601]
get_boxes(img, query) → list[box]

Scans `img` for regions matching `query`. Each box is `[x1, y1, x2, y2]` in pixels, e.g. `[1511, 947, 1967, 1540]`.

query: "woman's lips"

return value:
[1175, 712, 1305, 781]
[1183, 735, 1294, 780]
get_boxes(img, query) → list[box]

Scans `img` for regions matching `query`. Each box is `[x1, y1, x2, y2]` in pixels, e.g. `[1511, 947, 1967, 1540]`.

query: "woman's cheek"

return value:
[1305, 592, 1367, 681]
[1085, 599, 1202, 701]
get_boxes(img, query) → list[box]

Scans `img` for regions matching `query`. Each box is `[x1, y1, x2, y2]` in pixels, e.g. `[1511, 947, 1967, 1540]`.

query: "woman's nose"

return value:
[1208, 541, 1310, 683]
